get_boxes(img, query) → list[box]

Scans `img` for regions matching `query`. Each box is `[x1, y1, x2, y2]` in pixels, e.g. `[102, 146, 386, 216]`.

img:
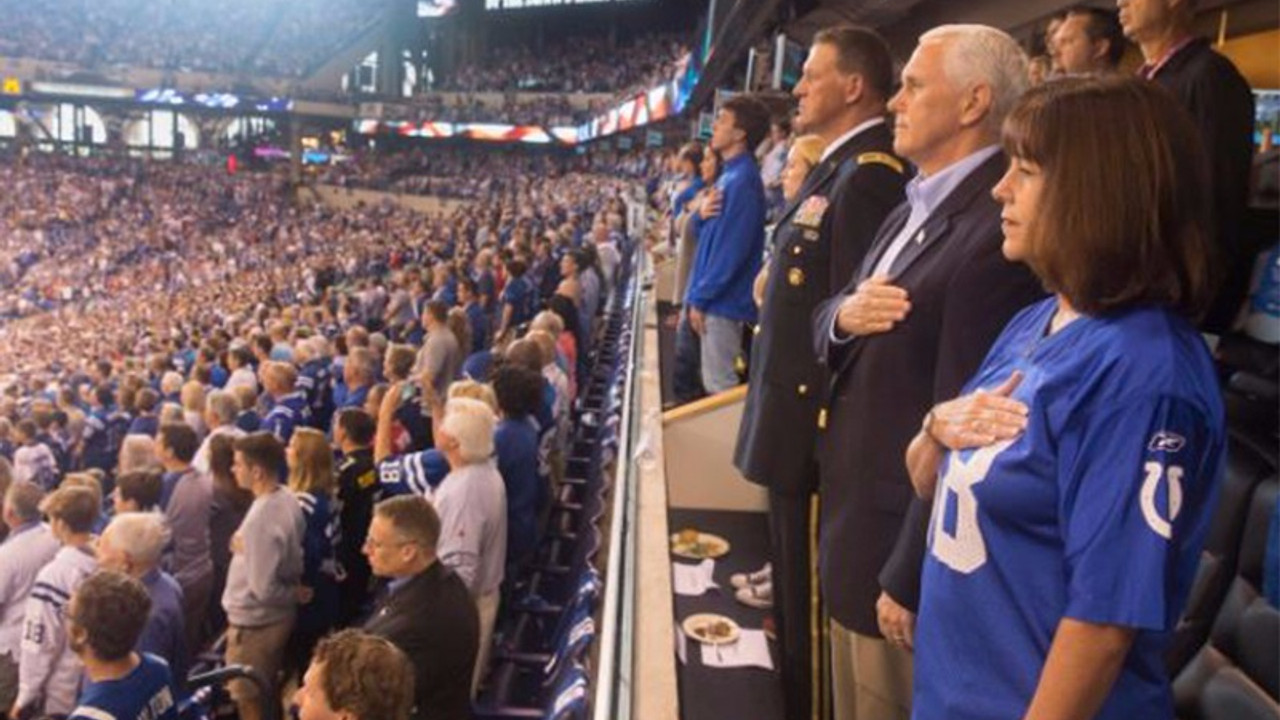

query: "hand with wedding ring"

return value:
[876, 590, 915, 651]
[925, 371, 1028, 451]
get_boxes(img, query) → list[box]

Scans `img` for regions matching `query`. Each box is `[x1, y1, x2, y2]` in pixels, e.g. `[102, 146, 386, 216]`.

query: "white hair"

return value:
[441, 397, 496, 464]
[160, 371, 185, 396]
[205, 389, 238, 426]
[102, 511, 170, 568]
[920, 24, 1029, 133]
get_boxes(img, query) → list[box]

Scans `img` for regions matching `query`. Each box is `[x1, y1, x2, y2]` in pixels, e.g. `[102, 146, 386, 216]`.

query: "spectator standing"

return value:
[0, 481, 60, 711]
[261, 362, 312, 445]
[285, 428, 342, 675]
[686, 95, 771, 393]
[13, 486, 100, 718]
[332, 409, 378, 625]
[910, 75, 1225, 720]
[734, 26, 907, 720]
[431, 398, 507, 695]
[206, 435, 252, 640]
[97, 512, 188, 683]
[64, 571, 179, 720]
[1052, 6, 1126, 75]
[156, 422, 214, 654]
[1121, 0, 1255, 331]
[362, 496, 479, 720]
[812, 25, 1045, 719]
[222, 432, 305, 720]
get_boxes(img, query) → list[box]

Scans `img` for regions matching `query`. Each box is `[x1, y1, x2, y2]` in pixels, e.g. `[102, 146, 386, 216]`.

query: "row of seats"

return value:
[474, 259, 638, 719]
[1170, 333, 1279, 719]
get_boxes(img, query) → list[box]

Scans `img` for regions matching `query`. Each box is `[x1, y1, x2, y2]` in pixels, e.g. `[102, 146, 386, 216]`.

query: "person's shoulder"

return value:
[1080, 307, 1218, 402]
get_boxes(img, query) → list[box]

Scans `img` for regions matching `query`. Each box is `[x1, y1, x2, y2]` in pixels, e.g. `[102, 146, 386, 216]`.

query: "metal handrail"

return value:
[591, 250, 649, 720]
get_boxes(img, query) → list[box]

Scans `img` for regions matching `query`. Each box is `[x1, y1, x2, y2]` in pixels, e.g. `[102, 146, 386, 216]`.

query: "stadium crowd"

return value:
[439, 32, 690, 94]
[323, 146, 666, 200]
[0, 0, 389, 77]
[0, 141, 639, 719]
[0, 0, 1274, 718]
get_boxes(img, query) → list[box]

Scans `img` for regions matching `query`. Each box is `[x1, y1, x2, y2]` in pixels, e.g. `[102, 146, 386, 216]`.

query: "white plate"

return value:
[682, 613, 741, 646]
[670, 531, 731, 560]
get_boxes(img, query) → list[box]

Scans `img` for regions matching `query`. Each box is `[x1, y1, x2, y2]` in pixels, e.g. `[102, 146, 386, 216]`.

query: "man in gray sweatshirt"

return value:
[157, 422, 213, 654]
[222, 432, 303, 720]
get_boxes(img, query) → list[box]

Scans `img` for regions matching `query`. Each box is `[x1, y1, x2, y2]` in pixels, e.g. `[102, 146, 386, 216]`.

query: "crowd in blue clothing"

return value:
[0, 150, 646, 719]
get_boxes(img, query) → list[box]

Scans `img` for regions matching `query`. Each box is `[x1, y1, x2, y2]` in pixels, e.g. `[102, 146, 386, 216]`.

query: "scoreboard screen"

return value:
[485, 0, 644, 9]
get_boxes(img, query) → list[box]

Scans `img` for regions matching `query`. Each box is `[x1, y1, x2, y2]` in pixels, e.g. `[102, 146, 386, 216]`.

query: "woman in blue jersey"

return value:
[284, 428, 342, 680]
[905, 76, 1225, 720]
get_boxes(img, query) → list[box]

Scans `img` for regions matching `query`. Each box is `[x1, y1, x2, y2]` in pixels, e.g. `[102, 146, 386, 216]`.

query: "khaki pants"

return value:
[830, 618, 912, 720]
[226, 615, 295, 720]
[472, 591, 500, 697]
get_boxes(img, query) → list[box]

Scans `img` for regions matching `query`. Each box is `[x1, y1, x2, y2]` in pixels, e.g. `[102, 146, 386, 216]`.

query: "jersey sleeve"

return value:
[1058, 395, 1223, 631]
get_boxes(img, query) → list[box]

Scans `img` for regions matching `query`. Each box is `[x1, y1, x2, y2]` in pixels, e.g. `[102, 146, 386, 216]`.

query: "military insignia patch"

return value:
[794, 195, 830, 229]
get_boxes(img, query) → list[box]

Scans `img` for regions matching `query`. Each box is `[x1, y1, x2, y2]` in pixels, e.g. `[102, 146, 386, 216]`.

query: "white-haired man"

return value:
[97, 512, 188, 681]
[812, 24, 1046, 719]
[192, 389, 246, 474]
[431, 397, 506, 696]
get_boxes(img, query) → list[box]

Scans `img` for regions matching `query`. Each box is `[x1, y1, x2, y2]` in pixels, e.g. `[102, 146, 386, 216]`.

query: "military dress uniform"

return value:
[733, 118, 907, 720]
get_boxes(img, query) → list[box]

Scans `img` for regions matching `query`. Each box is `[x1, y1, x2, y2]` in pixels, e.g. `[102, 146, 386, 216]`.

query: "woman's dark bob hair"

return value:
[1001, 75, 1218, 318]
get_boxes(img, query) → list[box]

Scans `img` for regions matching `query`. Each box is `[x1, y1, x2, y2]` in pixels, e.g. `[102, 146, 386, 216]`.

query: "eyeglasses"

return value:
[363, 535, 415, 551]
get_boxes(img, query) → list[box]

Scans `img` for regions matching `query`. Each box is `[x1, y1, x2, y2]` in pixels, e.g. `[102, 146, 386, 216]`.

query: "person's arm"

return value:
[496, 303, 514, 340]
[374, 381, 402, 464]
[1021, 619, 1136, 720]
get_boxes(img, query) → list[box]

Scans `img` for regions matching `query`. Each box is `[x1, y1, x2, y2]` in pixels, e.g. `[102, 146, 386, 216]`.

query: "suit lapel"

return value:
[834, 152, 1007, 380]
[855, 205, 911, 283]
[858, 151, 1007, 284]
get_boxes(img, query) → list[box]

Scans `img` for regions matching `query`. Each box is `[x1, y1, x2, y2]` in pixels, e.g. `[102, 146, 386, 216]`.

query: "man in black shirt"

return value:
[333, 409, 379, 626]
[363, 496, 478, 720]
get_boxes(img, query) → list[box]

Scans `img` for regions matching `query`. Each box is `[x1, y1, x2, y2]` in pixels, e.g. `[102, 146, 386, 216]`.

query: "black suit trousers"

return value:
[768, 486, 821, 720]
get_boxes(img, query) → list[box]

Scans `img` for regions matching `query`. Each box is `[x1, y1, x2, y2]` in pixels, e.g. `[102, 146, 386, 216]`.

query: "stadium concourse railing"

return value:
[591, 243, 683, 719]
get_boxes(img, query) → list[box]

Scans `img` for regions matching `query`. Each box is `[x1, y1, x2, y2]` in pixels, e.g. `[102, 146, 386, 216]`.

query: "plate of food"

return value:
[682, 613, 741, 645]
[670, 528, 731, 559]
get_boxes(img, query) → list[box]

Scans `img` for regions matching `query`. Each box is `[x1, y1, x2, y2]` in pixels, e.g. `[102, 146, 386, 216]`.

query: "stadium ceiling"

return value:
[784, 0, 929, 41]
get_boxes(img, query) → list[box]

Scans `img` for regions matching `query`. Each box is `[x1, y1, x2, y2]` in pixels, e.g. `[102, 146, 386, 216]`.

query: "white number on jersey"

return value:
[930, 440, 1012, 574]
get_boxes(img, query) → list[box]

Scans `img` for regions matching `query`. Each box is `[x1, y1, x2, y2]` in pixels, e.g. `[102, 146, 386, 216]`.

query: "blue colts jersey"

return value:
[913, 298, 1226, 720]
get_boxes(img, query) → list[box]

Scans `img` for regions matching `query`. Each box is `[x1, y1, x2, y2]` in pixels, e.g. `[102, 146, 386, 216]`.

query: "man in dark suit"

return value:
[363, 495, 478, 720]
[1119, 0, 1255, 333]
[732, 25, 907, 720]
[811, 25, 1046, 720]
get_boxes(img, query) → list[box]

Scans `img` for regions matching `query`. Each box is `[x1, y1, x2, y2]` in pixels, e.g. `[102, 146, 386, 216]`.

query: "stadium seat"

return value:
[1169, 436, 1276, 673]
[1173, 476, 1280, 718]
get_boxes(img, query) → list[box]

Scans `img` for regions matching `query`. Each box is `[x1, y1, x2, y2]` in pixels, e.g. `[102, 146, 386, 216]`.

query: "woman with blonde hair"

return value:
[754, 134, 826, 306]
[285, 427, 341, 678]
